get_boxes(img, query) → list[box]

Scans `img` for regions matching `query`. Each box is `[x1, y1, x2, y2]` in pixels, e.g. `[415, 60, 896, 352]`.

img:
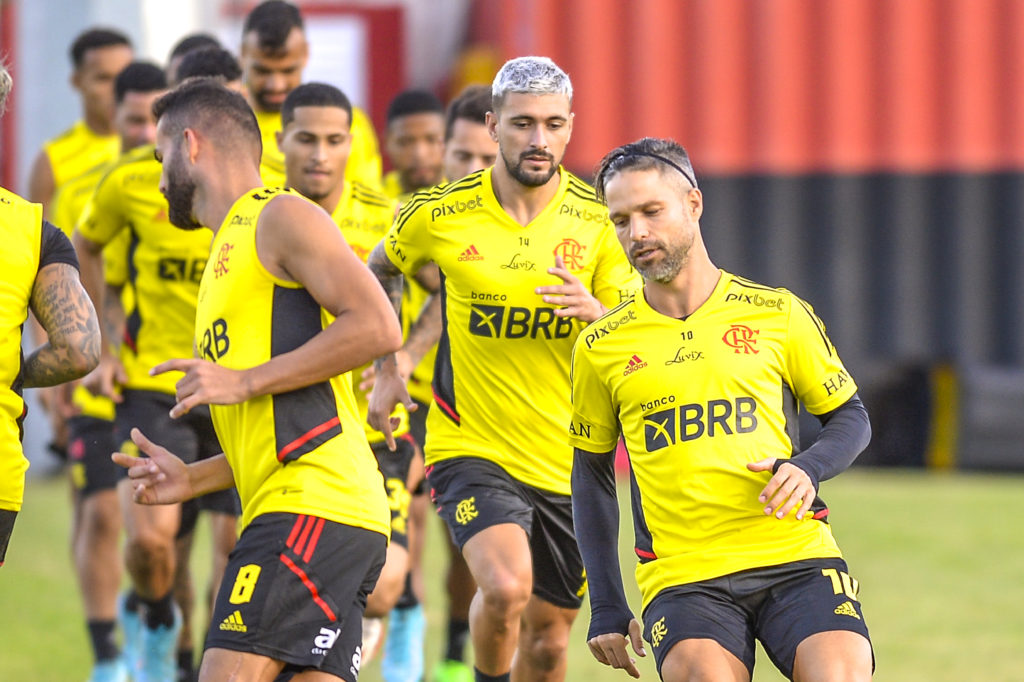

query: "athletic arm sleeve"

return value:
[39, 220, 79, 270]
[777, 393, 870, 491]
[572, 447, 634, 639]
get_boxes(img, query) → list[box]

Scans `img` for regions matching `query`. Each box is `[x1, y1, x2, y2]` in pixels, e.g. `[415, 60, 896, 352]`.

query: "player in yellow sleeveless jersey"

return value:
[571, 138, 873, 682]
[56, 61, 164, 682]
[275, 84, 417, 662]
[0, 62, 100, 567]
[114, 78, 401, 682]
[368, 57, 640, 682]
[239, 1, 382, 190]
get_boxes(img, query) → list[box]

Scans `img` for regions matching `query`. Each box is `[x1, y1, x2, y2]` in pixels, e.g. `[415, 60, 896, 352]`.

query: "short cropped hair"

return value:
[595, 137, 698, 203]
[243, 1, 304, 52]
[281, 82, 353, 129]
[70, 28, 132, 68]
[445, 84, 491, 141]
[0, 61, 12, 115]
[168, 33, 221, 62]
[153, 78, 261, 162]
[491, 56, 572, 111]
[176, 48, 242, 83]
[386, 89, 444, 125]
[114, 61, 167, 104]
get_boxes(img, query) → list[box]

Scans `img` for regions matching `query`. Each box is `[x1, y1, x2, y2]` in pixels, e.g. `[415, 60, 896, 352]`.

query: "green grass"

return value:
[2, 469, 1024, 680]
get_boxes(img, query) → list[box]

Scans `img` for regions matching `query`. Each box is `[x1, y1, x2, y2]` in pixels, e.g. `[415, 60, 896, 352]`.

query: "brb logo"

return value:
[469, 304, 574, 339]
[200, 318, 230, 361]
[722, 324, 759, 354]
[642, 397, 757, 451]
[553, 238, 587, 271]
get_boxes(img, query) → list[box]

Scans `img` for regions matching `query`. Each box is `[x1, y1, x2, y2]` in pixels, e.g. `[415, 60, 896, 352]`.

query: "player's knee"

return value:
[365, 571, 405, 617]
[479, 572, 531, 617]
[520, 625, 569, 672]
[126, 528, 174, 567]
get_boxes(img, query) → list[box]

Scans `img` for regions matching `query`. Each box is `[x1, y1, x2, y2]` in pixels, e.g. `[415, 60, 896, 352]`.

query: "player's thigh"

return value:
[792, 630, 873, 682]
[118, 476, 180, 540]
[198, 647, 284, 682]
[67, 416, 119, 503]
[642, 584, 756, 680]
[207, 513, 385, 676]
[524, 485, 586, 610]
[755, 558, 873, 681]
[371, 437, 415, 551]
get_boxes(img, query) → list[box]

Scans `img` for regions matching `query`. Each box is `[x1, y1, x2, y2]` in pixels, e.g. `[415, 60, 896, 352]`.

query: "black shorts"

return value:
[426, 456, 585, 609]
[371, 435, 416, 549]
[115, 390, 240, 533]
[0, 509, 16, 565]
[407, 400, 429, 495]
[206, 513, 386, 681]
[641, 558, 873, 679]
[67, 415, 118, 498]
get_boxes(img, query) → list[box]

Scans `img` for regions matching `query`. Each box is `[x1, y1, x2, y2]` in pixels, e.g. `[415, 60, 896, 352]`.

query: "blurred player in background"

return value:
[239, 0, 382, 189]
[368, 56, 640, 682]
[572, 137, 873, 681]
[57, 60, 166, 682]
[165, 33, 222, 85]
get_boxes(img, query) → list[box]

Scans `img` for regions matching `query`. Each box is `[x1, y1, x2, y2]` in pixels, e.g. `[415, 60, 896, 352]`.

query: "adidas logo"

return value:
[623, 354, 648, 376]
[458, 245, 484, 262]
[834, 601, 860, 620]
[219, 610, 247, 632]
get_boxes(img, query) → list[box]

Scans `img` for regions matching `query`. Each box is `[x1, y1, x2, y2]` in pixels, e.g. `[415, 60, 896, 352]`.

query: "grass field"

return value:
[2, 468, 1024, 681]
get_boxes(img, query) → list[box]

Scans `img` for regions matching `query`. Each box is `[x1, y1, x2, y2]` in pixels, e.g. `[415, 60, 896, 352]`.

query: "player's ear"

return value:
[688, 188, 703, 221]
[485, 111, 498, 142]
[183, 128, 201, 163]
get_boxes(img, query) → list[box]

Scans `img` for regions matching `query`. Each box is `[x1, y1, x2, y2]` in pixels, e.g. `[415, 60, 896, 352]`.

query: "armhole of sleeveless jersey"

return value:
[249, 198, 304, 290]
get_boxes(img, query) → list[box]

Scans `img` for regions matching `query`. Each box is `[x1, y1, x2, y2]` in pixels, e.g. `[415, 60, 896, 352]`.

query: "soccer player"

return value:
[72, 71, 236, 681]
[382, 89, 446, 199]
[570, 137, 873, 681]
[174, 47, 243, 92]
[275, 81, 416, 659]
[165, 33, 222, 85]
[56, 60, 165, 682]
[114, 77, 401, 682]
[367, 56, 639, 682]
[26, 27, 132, 453]
[239, 0, 382, 188]
[430, 82, 497, 682]
[0, 61, 101, 567]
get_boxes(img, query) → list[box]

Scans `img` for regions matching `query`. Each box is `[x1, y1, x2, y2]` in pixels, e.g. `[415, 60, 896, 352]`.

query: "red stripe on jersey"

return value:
[286, 515, 306, 549]
[432, 390, 460, 424]
[293, 515, 317, 557]
[277, 416, 341, 462]
[303, 517, 326, 563]
[279, 553, 337, 621]
[635, 547, 657, 560]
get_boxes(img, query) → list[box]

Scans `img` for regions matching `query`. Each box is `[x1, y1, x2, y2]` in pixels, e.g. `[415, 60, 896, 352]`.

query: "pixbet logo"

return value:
[432, 194, 484, 221]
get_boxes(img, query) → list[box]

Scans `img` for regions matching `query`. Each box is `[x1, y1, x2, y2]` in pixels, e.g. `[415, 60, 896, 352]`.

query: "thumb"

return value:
[130, 428, 162, 458]
[746, 457, 776, 473]
[627, 618, 646, 657]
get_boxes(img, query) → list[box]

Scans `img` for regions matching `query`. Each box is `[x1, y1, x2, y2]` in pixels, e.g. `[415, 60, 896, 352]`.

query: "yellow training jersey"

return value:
[196, 186, 388, 534]
[43, 119, 120, 197]
[384, 167, 640, 494]
[380, 173, 437, 406]
[53, 163, 126, 421]
[328, 181, 408, 444]
[256, 107, 383, 190]
[78, 145, 212, 395]
[0, 188, 44, 512]
[568, 272, 858, 608]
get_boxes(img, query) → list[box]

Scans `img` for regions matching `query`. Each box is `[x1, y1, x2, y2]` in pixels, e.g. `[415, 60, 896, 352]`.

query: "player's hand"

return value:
[359, 349, 414, 393]
[151, 358, 252, 418]
[82, 352, 127, 402]
[747, 458, 816, 520]
[111, 427, 192, 505]
[536, 255, 606, 323]
[587, 618, 646, 678]
[367, 358, 417, 451]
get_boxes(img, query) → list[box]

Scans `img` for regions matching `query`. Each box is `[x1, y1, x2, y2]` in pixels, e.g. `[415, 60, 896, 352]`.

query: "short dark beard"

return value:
[164, 173, 203, 230]
[503, 148, 558, 188]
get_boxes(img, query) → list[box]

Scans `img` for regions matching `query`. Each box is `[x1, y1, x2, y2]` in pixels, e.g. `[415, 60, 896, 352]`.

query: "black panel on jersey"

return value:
[628, 458, 656, 562]
[124, 229, 141, 353]
[39, 220, 79, 270]
[270, 286, 342, 463]
[431, 271, 458, 424]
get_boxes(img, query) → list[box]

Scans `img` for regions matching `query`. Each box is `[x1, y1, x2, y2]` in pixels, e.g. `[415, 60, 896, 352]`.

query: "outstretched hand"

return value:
[535, 255, 606, 323]
[587, 618, 646, 679]
[111, 428, 192, 505]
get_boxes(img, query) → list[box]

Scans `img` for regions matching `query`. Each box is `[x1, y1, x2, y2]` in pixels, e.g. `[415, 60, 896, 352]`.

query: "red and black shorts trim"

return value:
[206, 512, 386, 681]
[641, 558, 873, 679]
[426, 456, 586, 609]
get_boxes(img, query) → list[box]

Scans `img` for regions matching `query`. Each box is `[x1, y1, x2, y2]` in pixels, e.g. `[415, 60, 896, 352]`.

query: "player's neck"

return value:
[198, 165, 265, 235]
[314, 181, 345, 216]
[83, 110, 115, 137]
[491, 162, 560, 226]
[644, 249, 720, 320]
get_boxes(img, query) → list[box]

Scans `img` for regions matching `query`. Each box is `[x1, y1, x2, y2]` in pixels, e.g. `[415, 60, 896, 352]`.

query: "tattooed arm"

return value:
[24, 262, 101, 387]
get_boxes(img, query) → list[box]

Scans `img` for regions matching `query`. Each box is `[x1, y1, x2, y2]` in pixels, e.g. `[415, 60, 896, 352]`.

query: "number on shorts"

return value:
[229, 564, 262, 604]
[386, 478, 411, 515]
[821, 568, 859, 601]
